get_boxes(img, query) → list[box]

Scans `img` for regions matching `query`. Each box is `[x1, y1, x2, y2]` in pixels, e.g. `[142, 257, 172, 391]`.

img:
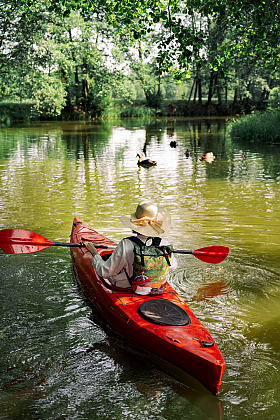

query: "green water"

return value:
[0, 118, 280, 420]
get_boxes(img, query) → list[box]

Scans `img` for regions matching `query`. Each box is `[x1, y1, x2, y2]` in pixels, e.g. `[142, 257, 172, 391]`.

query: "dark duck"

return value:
[136, 153, 157, 167]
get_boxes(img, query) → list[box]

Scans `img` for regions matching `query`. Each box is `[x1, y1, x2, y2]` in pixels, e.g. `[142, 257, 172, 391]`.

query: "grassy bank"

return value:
[0, 102, 35, 123]
[0, 98, 238, 123]
[1, 100, 278, 124]
[228, 111, 280, 144]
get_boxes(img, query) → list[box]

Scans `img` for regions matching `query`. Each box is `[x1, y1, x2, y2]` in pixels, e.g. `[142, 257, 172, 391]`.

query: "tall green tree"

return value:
[1, 0, 279, 116]
[0, 0, 48, 96]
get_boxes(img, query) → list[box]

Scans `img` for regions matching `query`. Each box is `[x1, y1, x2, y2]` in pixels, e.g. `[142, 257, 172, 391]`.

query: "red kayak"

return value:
[70, 217, 226, 395]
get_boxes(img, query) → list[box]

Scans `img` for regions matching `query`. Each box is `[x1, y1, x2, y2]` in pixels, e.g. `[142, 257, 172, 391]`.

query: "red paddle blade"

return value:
[193, 246, 229, 264]
[0, 229, 54, 254]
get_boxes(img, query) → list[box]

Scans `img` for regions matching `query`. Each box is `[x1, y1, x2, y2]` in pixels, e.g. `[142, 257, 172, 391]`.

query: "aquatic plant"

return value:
[120, 106, 156, 118]
[228, 111, 280, 143]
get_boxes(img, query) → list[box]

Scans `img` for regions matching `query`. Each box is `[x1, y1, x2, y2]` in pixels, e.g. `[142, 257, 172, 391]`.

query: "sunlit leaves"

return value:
[77, 0, 280, 74]
[30, 74, 67, 115]
[3, 0, 280, 78]
[1, 0, 279, 114]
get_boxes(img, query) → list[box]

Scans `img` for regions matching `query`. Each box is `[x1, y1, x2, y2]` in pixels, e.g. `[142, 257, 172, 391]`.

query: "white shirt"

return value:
[91, 234, 177, 288]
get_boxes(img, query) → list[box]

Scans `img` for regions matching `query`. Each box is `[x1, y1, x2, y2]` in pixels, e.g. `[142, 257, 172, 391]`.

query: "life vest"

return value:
[124, 236, 174, 296]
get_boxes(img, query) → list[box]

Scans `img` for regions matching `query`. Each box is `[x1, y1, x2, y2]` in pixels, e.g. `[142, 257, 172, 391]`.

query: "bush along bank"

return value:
[228, 111, 280, 144]
[1, 99, 279, 124]
[0, 102, 35, 123]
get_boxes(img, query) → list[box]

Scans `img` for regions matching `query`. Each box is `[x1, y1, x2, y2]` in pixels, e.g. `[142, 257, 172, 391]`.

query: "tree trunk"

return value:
[82, 74, 89, 112]
[232, 87, 238, 109]
[258, 77, 273, 110]
[217, 80, 222, 106]
[138, 40, 142, 60]
[60, 67, 71, 110]
[206, 71, 214, 106]
[187, 80, 195, 105]
[225, 75, 228, 104]
[197, 77, 202, 105]
[193, 79, 198, 103]
[68, 29, 80, 106]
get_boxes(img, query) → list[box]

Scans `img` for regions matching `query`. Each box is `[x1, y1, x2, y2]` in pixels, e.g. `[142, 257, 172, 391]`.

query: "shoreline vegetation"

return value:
[1, 101, 279, 145]
[0, 96, 277, 121]
[1, 1, 279, 146]
[0, 98, 242, 123]
[228, 111, 280, 144]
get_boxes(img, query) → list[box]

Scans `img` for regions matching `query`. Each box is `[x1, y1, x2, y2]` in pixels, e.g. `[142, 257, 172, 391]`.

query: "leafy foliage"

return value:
[0, 0, 279, 118]
[30, 74, 67, 116]
[228, 111, 280, 143]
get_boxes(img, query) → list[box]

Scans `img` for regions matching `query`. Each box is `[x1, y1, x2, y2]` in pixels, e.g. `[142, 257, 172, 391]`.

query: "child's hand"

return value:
[84, 242, 98, 256]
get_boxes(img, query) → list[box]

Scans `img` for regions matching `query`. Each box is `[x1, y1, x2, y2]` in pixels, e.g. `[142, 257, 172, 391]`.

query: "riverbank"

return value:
[228, 111, 280, 144]
[0, 98, 268, 124]
[1, 102, 279, 145]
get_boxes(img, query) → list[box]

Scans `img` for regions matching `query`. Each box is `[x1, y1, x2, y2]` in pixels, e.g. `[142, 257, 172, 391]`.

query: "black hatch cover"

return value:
[138, 299, 190, 326]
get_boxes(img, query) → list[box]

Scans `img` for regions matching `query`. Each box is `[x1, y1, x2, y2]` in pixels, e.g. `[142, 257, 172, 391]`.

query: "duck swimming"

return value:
[136, 153, 157, 167]
[185, 149, 190, 158]
[199, 152, 215, 163]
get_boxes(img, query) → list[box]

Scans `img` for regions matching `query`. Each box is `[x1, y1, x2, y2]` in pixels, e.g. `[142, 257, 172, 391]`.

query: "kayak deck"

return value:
[70, 217, 226, 395]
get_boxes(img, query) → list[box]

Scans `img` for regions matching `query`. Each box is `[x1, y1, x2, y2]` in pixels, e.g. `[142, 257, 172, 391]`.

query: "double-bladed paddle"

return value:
[0, 228, 229, 264]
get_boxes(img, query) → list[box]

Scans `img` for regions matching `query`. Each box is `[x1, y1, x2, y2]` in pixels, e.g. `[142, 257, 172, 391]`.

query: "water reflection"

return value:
[85, 306, 225, 420]
[1, 118, 280, 419]
[192, 280, 229, 302]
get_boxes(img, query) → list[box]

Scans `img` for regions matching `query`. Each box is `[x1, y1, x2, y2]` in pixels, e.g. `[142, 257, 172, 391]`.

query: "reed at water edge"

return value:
[228, 111, 280, 144]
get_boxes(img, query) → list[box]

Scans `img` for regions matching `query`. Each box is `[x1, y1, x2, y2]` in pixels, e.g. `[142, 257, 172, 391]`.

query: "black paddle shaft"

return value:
[53, 242, 83, 247]
[95, 244, 192, 254]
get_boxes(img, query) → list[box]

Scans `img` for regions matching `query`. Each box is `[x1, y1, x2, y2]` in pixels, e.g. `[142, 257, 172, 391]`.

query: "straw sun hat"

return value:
[119, 200, 171, 237]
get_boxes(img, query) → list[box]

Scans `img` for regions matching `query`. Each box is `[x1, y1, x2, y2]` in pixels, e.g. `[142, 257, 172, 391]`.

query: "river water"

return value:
[0, 118, 280, 420]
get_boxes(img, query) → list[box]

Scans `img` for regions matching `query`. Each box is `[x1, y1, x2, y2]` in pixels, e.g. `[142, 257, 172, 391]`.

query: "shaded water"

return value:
[0, 118, 280, 419]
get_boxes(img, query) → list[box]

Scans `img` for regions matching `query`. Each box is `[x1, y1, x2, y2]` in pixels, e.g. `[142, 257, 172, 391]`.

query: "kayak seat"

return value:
[138, 299, 190, 326]
[100, 277, 133, 292]
[101, 253, 111, 261]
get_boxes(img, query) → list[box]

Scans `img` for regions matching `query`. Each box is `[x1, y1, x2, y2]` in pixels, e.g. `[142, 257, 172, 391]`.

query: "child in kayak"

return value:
[85, 200, 177, 295]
